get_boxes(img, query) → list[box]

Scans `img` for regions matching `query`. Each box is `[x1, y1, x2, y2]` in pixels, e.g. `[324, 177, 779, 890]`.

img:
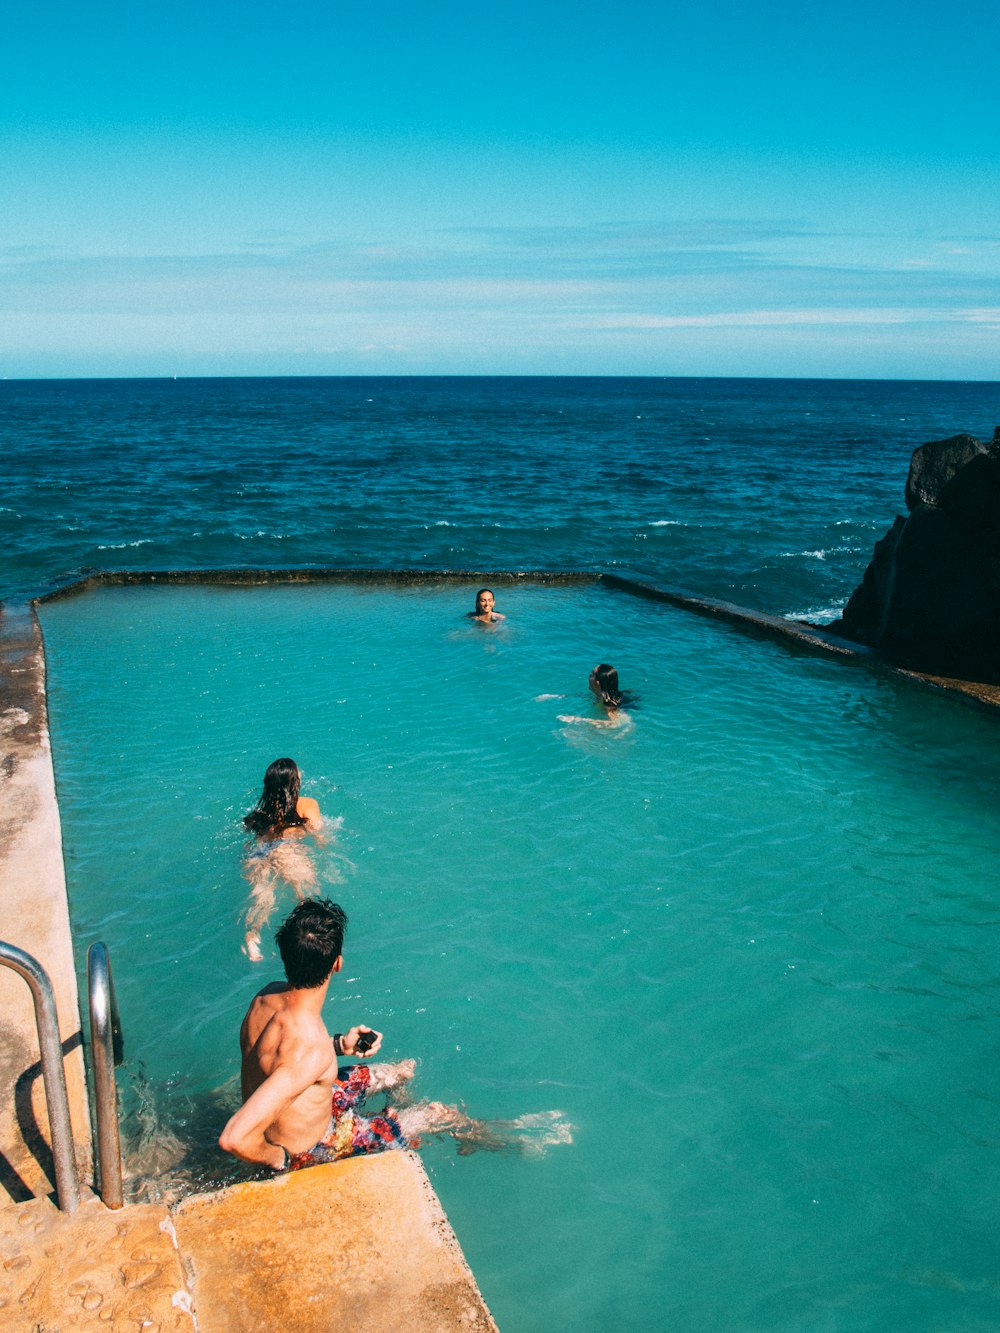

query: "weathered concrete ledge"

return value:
[601, 572, 1000, 717]
[0, 604, 91, 1205]
[27, 564, 1000, 717]
[33, 565, 598, 604]
[0, 1153, 497, 1332]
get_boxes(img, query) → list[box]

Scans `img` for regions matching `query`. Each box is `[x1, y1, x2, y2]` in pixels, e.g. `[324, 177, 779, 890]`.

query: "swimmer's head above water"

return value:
[589, 664, 622, 710]
[275, 898, 348, 989]
[244, 757, 308, 837]
[469, 588, 505, 621]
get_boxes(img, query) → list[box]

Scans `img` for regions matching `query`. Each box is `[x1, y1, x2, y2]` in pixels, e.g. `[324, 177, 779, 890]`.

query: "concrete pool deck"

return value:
[0, 1155, 497, 1331]
[0, 604, 91, 1206]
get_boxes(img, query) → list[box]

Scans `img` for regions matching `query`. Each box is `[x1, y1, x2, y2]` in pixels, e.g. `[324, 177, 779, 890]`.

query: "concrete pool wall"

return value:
[33, 563, 1000, 716]
[0, 603, 91, 1203]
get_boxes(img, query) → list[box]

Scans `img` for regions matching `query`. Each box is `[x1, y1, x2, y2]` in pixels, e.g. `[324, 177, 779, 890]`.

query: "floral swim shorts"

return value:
[287, 1064, 408, 1169]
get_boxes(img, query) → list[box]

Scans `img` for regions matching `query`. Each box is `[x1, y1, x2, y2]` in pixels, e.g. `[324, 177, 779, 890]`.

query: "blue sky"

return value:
[2, 0, 998, 378]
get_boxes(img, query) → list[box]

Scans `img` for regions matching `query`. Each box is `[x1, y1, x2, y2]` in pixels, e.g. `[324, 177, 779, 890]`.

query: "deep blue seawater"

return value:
[3, 375, 999, 614]
[8, 377, 1000, 1332]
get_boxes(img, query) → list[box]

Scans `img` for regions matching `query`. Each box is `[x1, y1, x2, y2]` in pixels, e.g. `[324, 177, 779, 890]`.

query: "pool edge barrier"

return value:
[24, 562, 1000, 717]
[0, 602, 92, 1206]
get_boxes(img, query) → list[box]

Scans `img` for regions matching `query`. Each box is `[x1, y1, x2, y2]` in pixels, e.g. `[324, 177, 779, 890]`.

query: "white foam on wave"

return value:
[785, 600, 849, 623]
[649, 520, 685, 527]
[780, 545, 861, 561]
[96, 539, 155, 550]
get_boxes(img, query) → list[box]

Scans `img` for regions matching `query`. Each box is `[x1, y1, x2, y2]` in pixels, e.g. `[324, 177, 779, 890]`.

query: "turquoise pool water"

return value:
[40, 580, 1000, 1332]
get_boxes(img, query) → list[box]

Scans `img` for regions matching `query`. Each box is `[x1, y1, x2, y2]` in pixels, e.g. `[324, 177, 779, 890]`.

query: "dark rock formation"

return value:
[828, 427, 1000, 681]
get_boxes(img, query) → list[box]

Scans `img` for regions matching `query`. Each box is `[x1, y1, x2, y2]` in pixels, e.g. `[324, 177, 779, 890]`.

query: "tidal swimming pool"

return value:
[39, 579, 1000, 1333]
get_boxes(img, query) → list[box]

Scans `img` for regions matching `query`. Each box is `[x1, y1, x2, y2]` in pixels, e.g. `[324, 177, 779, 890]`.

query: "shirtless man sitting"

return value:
[219, 898, 469, 1171]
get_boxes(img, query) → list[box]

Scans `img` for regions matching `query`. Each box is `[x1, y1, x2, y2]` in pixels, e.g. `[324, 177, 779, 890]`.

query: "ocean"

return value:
[9, 376, 1000, 1332]
[4, 375, 999, 613]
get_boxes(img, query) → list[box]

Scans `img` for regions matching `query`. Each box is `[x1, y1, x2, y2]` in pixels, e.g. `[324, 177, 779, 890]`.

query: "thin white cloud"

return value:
[585, 307, 1000, 330]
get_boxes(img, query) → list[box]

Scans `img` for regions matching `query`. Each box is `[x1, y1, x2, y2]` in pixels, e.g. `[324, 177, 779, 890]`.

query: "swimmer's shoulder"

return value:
[296, 796, 321, 826]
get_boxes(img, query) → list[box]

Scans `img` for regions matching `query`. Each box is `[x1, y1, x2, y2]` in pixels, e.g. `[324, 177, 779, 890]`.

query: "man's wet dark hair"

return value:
[275, 899, 348, 989]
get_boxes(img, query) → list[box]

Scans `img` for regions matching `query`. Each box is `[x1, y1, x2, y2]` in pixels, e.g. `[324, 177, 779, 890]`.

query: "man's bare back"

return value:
[237, 983, 354, 1160]
[219, 899, 568, 1174]
[219, 902, 385, 1170]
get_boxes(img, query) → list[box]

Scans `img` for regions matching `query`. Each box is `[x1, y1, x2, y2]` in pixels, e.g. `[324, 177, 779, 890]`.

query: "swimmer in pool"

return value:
[467, 588, 505, 623]
[558, 663, 635, 729]
[242, 758, 324, 962]
[220, 900, 566, 1171]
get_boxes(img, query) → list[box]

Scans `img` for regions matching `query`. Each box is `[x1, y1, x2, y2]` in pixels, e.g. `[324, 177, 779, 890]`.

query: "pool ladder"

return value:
[0, 939, 124, 1212]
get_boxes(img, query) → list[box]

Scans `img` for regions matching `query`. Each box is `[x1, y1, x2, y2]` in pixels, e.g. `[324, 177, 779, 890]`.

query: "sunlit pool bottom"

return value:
[39, 580, 1000, 1333]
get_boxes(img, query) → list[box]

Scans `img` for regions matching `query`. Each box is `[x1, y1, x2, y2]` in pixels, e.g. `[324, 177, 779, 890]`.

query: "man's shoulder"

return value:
[241, 983, 289, 1037]
[254, 981, 290, 1000]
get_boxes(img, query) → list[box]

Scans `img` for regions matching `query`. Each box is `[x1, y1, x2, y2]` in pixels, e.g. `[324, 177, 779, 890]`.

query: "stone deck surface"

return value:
[0, 1155, 497, 1332]
[0, 606, 91, 1205]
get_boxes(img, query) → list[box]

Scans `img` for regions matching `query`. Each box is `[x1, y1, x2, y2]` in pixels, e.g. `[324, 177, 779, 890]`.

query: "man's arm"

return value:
[219, 1051, 325, 1169]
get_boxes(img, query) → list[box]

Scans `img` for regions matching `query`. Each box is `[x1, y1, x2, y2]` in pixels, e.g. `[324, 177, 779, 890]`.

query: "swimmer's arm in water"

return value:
[557, 713, 628, 728]
[218, 1046, 328, 1169]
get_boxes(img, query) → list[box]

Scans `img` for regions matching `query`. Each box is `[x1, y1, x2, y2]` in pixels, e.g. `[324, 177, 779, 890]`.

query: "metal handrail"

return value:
[0, 940, 81, 1213]
[87, 942, 124, 1209]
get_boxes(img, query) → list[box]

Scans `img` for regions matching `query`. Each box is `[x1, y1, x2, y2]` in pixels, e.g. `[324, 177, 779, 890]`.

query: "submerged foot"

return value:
[389, 1103, 575, 1157]
[367, 1058, 417, 1095]
[390, 1100, 476, 1143]
[243, 935, 264, 963]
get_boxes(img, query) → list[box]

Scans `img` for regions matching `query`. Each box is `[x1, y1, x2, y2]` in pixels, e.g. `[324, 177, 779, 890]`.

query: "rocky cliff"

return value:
[827, 427, 1000, 681]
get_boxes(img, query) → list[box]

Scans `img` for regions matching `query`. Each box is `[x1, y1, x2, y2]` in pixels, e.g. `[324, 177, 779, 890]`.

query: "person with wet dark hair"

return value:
[220, 899, 511, 1171]
[275, 897, 348, 990]
[242, 758, 324, 962]
[558, 663, 636, 729]
[244, 757, 319, 838]
[467, 588, 505, 623]
[589, 663, 622, 708]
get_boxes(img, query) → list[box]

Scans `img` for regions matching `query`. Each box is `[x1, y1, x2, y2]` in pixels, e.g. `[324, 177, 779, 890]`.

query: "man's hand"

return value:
[341, 1025, 383, 1058]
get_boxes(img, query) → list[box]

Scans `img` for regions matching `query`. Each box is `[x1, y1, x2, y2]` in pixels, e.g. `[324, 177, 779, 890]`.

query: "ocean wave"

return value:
[779, 545, 862, 561]
[95, 539, 155, 550]
[648, 520, 686, 527]
[785, 600, 849, 623]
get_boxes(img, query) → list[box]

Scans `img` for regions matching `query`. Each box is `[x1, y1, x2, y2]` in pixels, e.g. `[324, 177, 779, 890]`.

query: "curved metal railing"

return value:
[87, 942, 124, 1208]
[0, 940, 80, 1213]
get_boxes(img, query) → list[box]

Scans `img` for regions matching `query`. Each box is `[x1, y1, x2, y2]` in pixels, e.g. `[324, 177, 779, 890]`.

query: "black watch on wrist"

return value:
[333, 1032, 345, 1056]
